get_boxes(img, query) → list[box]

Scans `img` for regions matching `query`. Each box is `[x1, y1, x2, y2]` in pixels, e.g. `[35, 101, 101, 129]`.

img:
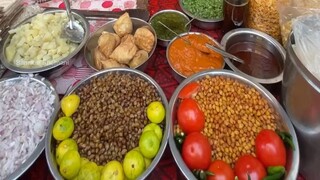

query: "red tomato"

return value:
[207, 160, 235, 180]
[177, 98, 205, 134]
[255, 129, 287, 167]
[182, 132, 212, 170]
[234, 154, 266, 180]
[178, 82, 200, 99]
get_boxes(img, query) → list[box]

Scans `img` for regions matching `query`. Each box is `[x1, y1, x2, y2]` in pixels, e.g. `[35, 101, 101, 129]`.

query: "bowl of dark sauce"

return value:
[221, 28, 285, 85]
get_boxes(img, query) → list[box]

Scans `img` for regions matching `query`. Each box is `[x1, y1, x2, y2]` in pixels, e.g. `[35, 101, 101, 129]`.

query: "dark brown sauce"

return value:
[228, 42, 282, 79]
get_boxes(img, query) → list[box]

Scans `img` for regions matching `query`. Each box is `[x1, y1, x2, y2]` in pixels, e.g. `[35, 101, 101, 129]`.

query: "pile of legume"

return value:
[182, 0, 223, 19]
[69, 73, 162, 165]
[175, 76, 279, 166]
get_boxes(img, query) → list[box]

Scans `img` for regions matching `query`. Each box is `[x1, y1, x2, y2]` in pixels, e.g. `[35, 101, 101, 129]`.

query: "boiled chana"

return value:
[175, 76, 279, 166]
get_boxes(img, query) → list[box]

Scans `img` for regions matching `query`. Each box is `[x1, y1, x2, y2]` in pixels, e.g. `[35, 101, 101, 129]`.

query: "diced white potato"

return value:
[5, 45, 16, 61]
[6, 12, 78, 68]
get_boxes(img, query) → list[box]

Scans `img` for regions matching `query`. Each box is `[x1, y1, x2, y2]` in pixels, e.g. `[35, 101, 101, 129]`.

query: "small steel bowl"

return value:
[179, 0, 223, 30]
[149, 9, 191, 47]
[45, 68, 169, 180]
[84, 18, 157, 72]
[0, 9, 89, 78]
[0, 74, 59, 180]
[221, 28, 285, 85]
[168, 69, 300, 180]
[166, 32, 225, 82]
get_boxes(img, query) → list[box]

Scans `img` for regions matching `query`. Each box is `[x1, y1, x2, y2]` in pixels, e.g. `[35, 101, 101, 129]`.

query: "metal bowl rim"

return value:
[168, 69, 300, 179]
[220, 28, 285, 84]
[45, 67, 170, 180]
[84, 18, 157, 72]
[178, 0, 224, 22]
[0, 74, 59, 180]
[148, 9, 191, 42]
[166, 31, 226, 79]
[0, 9, 89, 74]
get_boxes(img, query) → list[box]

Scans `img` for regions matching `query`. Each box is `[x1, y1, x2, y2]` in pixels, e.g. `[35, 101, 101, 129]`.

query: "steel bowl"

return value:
[149, 9, 191, 47]
[166, 32, 225, 82]
[84, 18, 157, 72]
[282, 33, 320, 179]
[179, 0, 223, 30]
[168, 69, 300, 179]
[45, 68, 169, 179]
[0, 9, 89, 78]
[220, 28, 285, 85]
[0, 74, 59, 180]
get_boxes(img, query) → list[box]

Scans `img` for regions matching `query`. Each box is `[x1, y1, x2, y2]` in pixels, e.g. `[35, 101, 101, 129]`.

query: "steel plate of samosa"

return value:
[84, 12, 157, 72]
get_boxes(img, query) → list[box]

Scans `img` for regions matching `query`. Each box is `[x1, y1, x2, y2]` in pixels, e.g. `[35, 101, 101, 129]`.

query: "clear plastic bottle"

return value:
[246, 0, 281, 42]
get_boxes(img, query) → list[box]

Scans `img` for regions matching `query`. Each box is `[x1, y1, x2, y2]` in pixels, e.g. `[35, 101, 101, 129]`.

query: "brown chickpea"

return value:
[175, 76, 279, 166]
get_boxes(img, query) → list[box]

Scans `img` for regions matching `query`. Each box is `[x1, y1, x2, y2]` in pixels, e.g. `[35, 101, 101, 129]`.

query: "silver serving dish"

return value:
[0, 74, 59, 180]
[84, 18, 157, 72]
[0, 9, 89, 78]
[45, 68, 169, 179]
[149, 9, 191, 47]
[179, 0, 223, 30]
[166, 32, 225, 82]
[221, 28, 285, 85]
[168, 69, 300, 179]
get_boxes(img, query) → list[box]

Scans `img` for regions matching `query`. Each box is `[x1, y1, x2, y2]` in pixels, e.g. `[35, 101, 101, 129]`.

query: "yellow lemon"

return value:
[53, 116, 74, 141]
[146, 101, 165, 124]
[56, 138, 78, 165]
[61, 94, 80, 117]
[77, 161, 100, 180]
[101, 160, 124, 180]
[60, 150, 81, 179]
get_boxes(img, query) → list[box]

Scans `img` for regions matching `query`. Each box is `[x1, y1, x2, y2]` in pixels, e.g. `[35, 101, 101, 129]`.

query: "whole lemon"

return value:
[146, 101, 165, 124]
[139, 131, 160, 159]
[61, 94, 80, 117]
[56, 138, 78, 165]
[53, 116, 74, 141]
[60, 150, 81, 179]
[123, 150, 145, 180]
[77, 161, 100, 180]
[101, 160, 124, 180]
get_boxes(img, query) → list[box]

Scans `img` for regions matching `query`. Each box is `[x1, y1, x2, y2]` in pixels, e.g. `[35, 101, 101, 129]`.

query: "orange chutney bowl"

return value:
[166, 32, 225, 82]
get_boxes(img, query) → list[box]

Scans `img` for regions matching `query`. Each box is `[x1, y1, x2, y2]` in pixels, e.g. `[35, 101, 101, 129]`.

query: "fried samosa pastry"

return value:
[129, 50, 148, 68]
[109, 34, 138, 64]
[101, 59, 126, 69]
[98, 32, 120, 58]
[134, 27, 155, 53]
[113, 12, 133, 37]
[93, 47, 107, 70]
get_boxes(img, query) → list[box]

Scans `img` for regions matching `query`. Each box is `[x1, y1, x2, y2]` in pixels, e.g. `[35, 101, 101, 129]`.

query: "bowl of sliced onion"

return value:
[0, 74, 59, 179]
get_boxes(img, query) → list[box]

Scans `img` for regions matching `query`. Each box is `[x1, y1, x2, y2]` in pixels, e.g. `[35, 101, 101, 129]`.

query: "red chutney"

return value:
[168, 34, 224, 77]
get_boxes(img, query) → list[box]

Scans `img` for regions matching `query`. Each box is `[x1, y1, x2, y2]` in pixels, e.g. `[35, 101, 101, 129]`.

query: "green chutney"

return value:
[150, 12, 189, 40]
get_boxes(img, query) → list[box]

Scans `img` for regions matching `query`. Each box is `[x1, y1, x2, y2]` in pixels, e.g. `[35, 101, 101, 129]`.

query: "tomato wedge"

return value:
[255, 129, 287, 167]
[178, 82, 200, 99]
[177, 98, 205, 134]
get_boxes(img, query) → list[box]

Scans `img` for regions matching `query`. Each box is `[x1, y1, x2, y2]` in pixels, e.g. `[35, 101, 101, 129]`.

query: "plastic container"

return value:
[246, 0, 281, 43]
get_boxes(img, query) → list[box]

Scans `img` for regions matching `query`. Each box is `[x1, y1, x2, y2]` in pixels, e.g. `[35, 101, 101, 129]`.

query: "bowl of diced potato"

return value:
[0, 9, 89, 78]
